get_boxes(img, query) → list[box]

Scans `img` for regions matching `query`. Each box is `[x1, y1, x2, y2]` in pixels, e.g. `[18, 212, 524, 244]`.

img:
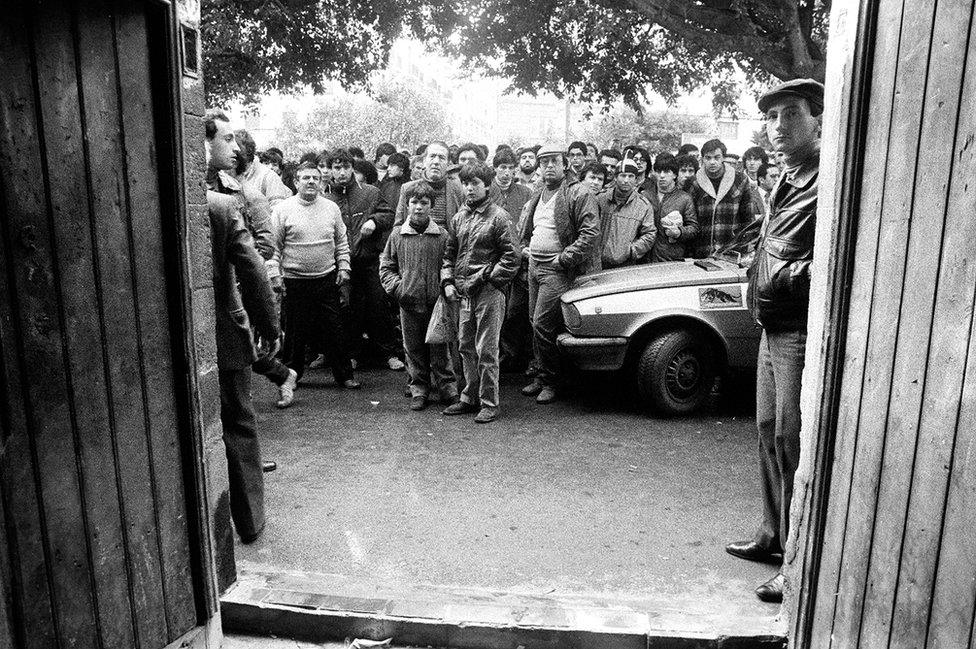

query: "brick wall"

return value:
[176, 0, 237, 594]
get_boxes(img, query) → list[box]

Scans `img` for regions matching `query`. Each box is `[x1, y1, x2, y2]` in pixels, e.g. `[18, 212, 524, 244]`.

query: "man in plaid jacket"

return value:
[688, 139, 756, 259]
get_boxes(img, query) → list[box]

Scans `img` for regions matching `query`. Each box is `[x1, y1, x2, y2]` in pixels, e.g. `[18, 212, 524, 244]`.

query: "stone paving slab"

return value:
[222, 563, 785, 648]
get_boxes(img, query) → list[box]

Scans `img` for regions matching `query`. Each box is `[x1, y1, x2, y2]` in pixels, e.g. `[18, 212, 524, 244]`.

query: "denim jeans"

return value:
[458, 285, 506, 409]
[754, 328, 807, 552]
[528, 258, 573, 387]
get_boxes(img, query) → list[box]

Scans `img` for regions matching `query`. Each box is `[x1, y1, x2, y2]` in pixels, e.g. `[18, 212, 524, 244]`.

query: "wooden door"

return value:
[0, 1, 210, 647]
[801, 0, 976, 646]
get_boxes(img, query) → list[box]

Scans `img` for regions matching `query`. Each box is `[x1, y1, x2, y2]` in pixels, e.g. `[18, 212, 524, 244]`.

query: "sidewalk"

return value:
[230, 367, 783, 645]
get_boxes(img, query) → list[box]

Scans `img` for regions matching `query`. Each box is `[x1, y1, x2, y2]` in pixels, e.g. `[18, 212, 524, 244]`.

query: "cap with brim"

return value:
[758, 78, 825, 116]
[536, 142, 566, 159]
[619, 155, 639, 175]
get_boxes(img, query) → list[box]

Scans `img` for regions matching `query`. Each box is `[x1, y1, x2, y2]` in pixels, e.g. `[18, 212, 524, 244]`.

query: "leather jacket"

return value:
[517, 178, 600, 278]
[323, 179, 393, 264]
[441, 198, 519, 296]
[747, 146, 819, 332]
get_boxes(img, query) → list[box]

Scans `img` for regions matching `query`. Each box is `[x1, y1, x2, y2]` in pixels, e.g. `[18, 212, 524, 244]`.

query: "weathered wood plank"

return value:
[75, 1, 172, 646]
[0, 8, 60, 648]
[882, 4, 976, 647]
[114, 1, 198, 640]
[858, 0, 971, 643]
[923, 16, 976, 648]
[9, 1, 104, 646]
[828, 0, 938, 645]
[809, 0, 907, 644]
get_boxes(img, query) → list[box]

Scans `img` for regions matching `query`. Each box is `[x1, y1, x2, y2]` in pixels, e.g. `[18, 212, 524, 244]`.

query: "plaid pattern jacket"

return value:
[688, 166, 755, 259]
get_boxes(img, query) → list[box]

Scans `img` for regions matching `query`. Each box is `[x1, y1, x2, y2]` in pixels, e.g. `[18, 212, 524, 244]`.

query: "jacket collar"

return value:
[782, 145, 820, 190]
[400, 219, 442, 236]
[696, 166, 735, 203]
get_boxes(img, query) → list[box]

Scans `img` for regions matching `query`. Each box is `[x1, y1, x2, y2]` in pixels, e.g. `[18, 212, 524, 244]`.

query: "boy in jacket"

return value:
[379, 183, 458, 411]
[441, 162, 519, 423]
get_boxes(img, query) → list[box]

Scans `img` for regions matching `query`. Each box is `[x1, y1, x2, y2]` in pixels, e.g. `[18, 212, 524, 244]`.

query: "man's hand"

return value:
[360, 219, 377, 237]
[444, 284, 459, 302]
[339, 283, 351, 308]
[337, 269, 351, 285]
[256, 334, 280, 359]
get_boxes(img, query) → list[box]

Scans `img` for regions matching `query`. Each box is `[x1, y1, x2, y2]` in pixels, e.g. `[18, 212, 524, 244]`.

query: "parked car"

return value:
[558, 222, 762, 415]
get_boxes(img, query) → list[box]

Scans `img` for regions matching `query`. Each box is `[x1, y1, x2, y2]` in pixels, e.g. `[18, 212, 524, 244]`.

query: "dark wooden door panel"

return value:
[0, 0, 199, 646]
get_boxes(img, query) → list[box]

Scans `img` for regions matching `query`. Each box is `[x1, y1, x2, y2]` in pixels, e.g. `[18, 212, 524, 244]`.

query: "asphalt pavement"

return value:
[237, 364, 779, 629]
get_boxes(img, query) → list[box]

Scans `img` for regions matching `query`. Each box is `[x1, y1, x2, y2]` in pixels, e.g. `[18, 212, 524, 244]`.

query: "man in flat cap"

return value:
[725, 78, 824, 603]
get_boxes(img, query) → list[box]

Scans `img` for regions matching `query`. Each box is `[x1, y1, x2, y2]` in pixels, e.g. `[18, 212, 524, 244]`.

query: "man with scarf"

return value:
[597, 154, 656, 269]
[688, 139, 756, 259]
[441, 162, 519, 423]
[324, 148, 404, 372]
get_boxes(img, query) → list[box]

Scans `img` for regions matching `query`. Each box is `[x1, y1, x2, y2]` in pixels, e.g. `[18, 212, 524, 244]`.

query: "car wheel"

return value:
[637, 329, 717, 415]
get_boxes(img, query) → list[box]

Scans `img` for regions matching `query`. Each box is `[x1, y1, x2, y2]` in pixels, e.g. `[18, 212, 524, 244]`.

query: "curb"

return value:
[221, 566, 786, 649]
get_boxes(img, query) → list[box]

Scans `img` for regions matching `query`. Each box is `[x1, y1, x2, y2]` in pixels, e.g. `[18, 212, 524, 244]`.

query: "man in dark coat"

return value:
[725, 79, 824, 604]
[324, 148, 402, 371]
[205, 112, 279, 544]
[518, 143, 600, 404]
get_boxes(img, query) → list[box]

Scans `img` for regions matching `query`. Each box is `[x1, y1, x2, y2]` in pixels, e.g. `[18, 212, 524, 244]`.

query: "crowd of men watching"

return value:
[206, 77, 822, 606]
[219, 131, 786, 416]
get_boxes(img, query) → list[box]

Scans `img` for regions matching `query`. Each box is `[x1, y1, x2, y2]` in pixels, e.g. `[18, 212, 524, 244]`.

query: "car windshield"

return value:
[711, 219, 762, 267]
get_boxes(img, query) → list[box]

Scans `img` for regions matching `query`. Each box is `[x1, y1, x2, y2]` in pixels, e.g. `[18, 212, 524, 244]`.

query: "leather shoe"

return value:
[725, 539, 781, 563]
[521, 379, 543, 396]
[536, 386, 558, 404]
[755, 572, 784, 603]
[442, 400, 479, 416]
[474, 407, 497, 423]
[342, 378, 362, 390]
[240, 523, 265, 545]
[262, 461, 277, 473]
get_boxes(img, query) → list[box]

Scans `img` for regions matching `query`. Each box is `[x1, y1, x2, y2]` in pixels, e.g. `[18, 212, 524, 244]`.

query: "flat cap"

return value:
[758, 78, 825, 116]
[536, 142, 567, 159]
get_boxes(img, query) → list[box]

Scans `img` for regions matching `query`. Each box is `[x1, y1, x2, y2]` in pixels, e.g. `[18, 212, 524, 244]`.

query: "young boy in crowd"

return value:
[649, 156, 699, 261]
[379, 182, 459, 411]
[441, 162, 519, 423]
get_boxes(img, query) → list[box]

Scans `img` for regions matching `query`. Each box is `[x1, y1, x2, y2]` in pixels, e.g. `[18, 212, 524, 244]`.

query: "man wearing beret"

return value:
[725, 78, 824, 603]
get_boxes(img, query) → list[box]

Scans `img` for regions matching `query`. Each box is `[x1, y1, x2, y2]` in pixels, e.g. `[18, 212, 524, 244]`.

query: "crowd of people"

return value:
[216, 129, 789, 415]
[205, 77, 823, 605]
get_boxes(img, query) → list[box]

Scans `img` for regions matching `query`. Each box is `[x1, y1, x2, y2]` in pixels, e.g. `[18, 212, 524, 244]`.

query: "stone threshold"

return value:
[221, 562, 786, 649]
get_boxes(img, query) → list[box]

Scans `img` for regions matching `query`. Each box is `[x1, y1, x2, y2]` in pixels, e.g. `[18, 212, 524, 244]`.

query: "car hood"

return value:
[563, 259, 746, 302]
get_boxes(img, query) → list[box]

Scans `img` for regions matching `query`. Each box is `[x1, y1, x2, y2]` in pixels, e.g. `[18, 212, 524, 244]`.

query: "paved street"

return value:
[237, 364, 779, 626]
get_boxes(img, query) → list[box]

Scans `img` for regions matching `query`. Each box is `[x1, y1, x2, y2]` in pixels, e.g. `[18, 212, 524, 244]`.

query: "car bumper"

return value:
[556, 333, 629, 371]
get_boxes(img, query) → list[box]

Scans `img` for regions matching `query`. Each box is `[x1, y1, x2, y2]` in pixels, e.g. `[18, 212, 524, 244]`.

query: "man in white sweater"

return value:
[272, 161, 361, 392]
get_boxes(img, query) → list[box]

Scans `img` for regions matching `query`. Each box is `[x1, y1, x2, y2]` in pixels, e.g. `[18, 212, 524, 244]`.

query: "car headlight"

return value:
[564, 302, 582, 331]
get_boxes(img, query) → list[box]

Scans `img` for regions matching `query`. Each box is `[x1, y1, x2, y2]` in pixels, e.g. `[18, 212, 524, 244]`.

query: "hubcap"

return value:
[665, 349, 701, 399]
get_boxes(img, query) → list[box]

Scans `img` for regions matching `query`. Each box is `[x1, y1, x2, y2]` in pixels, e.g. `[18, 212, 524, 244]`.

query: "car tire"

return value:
[637, 329, 716, 415]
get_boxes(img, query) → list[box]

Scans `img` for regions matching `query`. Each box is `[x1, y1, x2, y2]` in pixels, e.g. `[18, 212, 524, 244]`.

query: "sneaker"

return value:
[536, 386, 558, 404]
[410, 395, 428, 411]
[387, 357, 406, 371]
[442, 400, 479, 416]
[474, 407, 497, 423]
[342, 378, 362, 390]
[276, 369, 298, 408]
[521, 379, 543, 397]
[308, 354, 327, 369]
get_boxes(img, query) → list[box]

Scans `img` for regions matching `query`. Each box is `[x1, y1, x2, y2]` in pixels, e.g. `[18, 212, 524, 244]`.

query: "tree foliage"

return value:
[202, 0, 830, 113]
[579, 107, 713, 152]
[270, 75, 453, 158]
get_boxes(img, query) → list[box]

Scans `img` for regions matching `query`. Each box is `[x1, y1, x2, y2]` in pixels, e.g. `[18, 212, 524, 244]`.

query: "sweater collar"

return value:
[400, 218, 441, 236]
